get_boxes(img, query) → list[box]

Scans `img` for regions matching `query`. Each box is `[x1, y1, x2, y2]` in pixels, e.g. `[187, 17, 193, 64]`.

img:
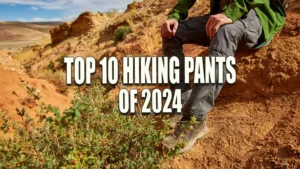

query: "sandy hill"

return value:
[0, 21, 61, 51]
[0, 50, 71, 139]
[1, 0, 300, 168]
[0, 26, 46, 41]
[0, 22, 62, 33]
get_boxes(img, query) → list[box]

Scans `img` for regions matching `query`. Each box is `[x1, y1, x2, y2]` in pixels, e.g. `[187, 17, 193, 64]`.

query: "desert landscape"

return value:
[0, 21, 61, 51]
[0, 0, 299, 168]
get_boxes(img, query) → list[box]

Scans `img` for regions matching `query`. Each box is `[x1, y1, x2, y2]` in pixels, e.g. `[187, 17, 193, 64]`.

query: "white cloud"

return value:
[31, 17, 62, 22]
[49, 18, 62, 22]
[30, 15, 75, 22]
[29, 6, 38, 11]
[31, 17, 46, 22]
[18, 18, 27, 22]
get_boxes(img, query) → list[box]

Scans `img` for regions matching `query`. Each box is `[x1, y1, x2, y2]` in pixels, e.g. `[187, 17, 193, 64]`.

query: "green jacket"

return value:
[168, 0, 286, 43]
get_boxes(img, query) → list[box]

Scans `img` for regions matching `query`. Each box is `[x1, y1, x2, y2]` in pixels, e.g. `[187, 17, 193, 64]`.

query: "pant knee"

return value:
[209, 25, 238, 56]
[216, 25, 236, 41]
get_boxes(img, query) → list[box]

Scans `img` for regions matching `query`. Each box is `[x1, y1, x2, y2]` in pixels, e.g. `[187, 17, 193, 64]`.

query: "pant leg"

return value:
[182, 9, 263, 120]
[163, 15, 211, 107]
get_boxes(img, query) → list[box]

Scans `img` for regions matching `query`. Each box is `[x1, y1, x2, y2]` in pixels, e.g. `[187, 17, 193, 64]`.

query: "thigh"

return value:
[175, 15, 211, 46]
[209, 9, 263, 55]
[239, 9, 264, 48]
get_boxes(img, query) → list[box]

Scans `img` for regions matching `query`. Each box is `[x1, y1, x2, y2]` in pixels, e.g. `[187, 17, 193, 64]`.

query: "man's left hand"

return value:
[206, 14, 233, 39]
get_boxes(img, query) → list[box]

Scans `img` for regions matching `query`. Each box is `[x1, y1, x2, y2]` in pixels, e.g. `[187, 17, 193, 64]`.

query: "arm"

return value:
[161, 0, 196, 38]
[222, 0, 265, 22]
[168, 0, 196, 21]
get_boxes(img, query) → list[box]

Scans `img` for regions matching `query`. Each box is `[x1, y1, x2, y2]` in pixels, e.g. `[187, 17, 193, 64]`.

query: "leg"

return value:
[163, 9, 264, 153]
[183, 9, 263, 121]
[163, 15, 210, 107]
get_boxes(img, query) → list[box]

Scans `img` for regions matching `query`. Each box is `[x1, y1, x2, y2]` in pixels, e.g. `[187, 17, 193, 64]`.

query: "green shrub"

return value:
[114, 26, 133, 43]
[56, 53, 68, 68]
[47, 60, 55, 72]
[0, 82, 176, 168]
[21, 78, 41, 101]
[37, 70, 68, 94]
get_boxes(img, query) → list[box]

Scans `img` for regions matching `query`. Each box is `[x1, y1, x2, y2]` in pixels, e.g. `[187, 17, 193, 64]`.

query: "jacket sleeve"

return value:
[222, 0, 265, 22]
[168, 0, 196, 21]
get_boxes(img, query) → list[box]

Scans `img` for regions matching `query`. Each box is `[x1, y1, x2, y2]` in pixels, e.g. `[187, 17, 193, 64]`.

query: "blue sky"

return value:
[0, 0, 134, 22]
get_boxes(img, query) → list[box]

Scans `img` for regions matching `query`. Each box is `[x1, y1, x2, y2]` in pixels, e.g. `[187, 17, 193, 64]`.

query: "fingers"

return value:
[209, 20, 216, 39]
[166, 25, 173, 39]
[161, 19, 178, 39]
[161, 23, 172, 38]
[205, 17, 212, 38]
[166, 22, 172, 34]
[206, 14, 228, 39]
[212, 22, 222, 38]
[172, 21, 178, 36]
[206, 18, 214, 39]
[209, 20, 219, 39]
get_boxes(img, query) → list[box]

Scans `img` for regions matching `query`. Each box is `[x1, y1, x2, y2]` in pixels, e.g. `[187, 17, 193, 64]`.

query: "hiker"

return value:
[161, 0, 286, 153]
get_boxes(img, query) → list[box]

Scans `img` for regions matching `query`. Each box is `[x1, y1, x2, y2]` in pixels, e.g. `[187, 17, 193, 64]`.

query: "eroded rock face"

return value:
[50, 22, 72, 45]
[50, 11, 109, 44]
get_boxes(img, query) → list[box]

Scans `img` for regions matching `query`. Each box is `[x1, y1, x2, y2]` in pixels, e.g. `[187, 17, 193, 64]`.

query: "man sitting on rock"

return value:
[161, 0, 287, 153]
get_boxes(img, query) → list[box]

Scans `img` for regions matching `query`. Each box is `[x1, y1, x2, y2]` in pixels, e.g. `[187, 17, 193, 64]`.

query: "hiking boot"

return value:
[167, 114, 183, 129]
[162, 119, 208, 153]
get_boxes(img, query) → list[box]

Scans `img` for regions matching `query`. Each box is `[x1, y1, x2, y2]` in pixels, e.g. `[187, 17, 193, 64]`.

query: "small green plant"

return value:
[114, 26, 133, 43]
[0, 82, 177, 168]
[20, 78, 41, 101]
[47, 60, 55, 72]
[37, 70, 68, 94]
[56, 53, 68, 68]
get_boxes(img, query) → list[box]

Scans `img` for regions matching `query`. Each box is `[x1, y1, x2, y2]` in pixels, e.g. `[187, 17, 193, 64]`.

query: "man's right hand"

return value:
[161, 19, 179, 39]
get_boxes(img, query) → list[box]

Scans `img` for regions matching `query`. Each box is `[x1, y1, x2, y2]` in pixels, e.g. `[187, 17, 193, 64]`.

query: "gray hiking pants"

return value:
[163, 9, 264, 120]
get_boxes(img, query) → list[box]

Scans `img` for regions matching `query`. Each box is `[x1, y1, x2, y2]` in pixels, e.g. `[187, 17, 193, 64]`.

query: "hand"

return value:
[206, 14, 233, 39]
[161, 19, 179, 39]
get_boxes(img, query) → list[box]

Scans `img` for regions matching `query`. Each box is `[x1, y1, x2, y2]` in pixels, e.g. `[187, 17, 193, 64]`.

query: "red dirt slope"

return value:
[0, 51, 71, 138]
